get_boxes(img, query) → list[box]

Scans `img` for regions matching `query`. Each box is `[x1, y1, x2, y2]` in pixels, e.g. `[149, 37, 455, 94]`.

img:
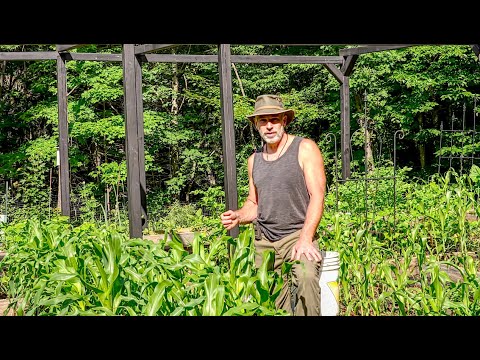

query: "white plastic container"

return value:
[319, 250, 340, 316]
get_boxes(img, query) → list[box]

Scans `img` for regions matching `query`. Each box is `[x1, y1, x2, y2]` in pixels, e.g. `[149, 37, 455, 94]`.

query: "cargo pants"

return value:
[254, 226, 321, 316]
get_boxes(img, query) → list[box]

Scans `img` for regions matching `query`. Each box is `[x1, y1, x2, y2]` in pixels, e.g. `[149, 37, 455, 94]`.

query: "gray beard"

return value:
[260, 126, 285, 144]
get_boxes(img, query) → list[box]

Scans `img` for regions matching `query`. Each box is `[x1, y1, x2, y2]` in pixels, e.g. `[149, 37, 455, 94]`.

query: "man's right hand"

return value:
[220, 210, 240, 230]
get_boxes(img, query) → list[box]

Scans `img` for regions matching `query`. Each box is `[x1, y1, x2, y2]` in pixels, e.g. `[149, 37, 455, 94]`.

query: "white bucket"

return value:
[319, 250, 340, 316]
[0, 214, 7, 223]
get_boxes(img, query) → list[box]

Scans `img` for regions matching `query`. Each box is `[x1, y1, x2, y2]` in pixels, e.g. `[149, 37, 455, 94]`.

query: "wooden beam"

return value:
[339, 45, 414, 56]
[265, 44, 327, 46]
[140, 54, 343, 64]
[231, 55, 343, 64]
[324, 61, 353, 180]
[218, 44, 239, 239]
[323, 64, 344, 83]
[56, 45, 84, 52]
[140, 54, 217, 63]
[63, 53, 122, 61]
[0, 52, 123, 62]
[341, 55, 359, 76]
[0, 52, 57, 60]
[56, 53, 71, 217]
[123, 44, 143, 239]
[134, 44, 178, 54]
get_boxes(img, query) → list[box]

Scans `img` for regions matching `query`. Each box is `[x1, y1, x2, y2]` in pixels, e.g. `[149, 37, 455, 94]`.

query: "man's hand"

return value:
[220, 210, 240, 230]
[291, 239, 323, 263]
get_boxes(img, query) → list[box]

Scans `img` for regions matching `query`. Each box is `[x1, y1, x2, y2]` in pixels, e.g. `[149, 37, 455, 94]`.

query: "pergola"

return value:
[1, 44, 478, 239]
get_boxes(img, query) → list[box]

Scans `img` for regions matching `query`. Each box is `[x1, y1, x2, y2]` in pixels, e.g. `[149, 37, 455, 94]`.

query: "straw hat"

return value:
[247, 94, 295, 125]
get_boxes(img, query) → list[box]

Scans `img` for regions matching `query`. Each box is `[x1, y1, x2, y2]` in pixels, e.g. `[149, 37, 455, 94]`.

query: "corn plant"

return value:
[0, 217, 288, 316]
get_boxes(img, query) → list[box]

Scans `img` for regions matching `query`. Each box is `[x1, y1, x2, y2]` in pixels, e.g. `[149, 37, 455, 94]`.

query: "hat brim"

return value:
[247, 108, 295, 126]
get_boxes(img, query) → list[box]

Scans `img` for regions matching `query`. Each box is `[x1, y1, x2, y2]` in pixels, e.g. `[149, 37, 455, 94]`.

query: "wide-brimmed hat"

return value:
[247, 94, 295, 125]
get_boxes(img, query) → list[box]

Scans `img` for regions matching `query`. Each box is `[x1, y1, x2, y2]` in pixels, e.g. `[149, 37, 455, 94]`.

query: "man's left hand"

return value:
[290, 240, 323, 262]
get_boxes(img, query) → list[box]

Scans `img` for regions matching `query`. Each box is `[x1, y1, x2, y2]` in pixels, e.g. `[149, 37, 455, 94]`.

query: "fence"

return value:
[437, 99, 479, 175]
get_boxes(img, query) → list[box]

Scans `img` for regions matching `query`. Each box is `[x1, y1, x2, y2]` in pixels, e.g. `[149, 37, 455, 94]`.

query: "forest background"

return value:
[1, 44, 479, 230]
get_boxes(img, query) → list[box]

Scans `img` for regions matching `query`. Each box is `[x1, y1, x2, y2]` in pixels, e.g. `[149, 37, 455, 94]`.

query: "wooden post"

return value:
[218, 44, 239, 239]
[56, 52, 71, 217]
[135, 52, 148, 230]
[340, 77, 351, 180]
[122, 44, 143, 239]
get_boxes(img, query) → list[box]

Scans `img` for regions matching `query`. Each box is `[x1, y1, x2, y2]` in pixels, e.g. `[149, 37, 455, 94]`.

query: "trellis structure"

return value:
[1, 44, 478, 238]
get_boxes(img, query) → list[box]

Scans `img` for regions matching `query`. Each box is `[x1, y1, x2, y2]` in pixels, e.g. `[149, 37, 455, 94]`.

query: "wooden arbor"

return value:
[2, 44, 478, 238]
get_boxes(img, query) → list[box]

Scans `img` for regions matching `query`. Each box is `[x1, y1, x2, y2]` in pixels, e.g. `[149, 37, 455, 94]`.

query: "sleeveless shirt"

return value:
[252, 136, 310, 241]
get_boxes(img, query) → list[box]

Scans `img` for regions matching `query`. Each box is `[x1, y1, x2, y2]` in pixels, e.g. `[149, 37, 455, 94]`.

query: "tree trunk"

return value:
[354, 92, 375, 172]
[185, 161, 197, 203]
[207, 165, 216, 186]
[418, 113, 426, 170]
[106, 186, 111, 214]
[0, 60, 6, 98]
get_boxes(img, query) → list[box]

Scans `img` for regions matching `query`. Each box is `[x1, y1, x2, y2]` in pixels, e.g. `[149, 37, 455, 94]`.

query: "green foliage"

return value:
[469, 164, 480, 184]
[319, 168, 480, 315]
[0, 152, 27, 179]
[75, 182, 102, 223]
[70, 115, 125, 144]
[149, 200, 208, 232]
[2, 168, 480, 316]
[190, 186, 225, 216]
[2, 44, 480, 219]
[1, 45, 480, 316]
[0, 218, 287, 316]
[325, 165, 414, 215]
[13, 137, 57, 215]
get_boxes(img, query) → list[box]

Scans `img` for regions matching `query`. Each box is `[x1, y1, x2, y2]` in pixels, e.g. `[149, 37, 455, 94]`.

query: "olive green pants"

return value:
[254, 229, 321, 316]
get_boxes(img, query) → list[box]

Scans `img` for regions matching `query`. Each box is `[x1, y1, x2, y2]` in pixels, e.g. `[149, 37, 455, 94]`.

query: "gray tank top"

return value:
[253, 136, 310, 241]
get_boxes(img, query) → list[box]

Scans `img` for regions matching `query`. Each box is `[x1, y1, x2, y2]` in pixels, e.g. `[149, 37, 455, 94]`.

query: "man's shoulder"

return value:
[297, 136, 317, 147]
[248, 151, 258, 162]
[298, 137, 321, 154]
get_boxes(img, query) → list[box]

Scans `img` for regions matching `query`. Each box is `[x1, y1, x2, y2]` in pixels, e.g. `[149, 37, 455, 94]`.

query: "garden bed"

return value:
[143, 232, 194, 247]
[144, 231, 210, 251]
[386, 252, 480, 283]
[0, 299, 13, 316]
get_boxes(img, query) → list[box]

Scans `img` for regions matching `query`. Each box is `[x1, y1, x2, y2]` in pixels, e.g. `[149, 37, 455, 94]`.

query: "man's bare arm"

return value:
[291, 138, 326, 262]
[220, 154, 258, 230]
[299, 138, 326, 242]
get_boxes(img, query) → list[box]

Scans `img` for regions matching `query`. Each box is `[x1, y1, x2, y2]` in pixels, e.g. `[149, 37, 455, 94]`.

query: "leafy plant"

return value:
[0, 217, 287, 316]
[150, 201, 208, 232]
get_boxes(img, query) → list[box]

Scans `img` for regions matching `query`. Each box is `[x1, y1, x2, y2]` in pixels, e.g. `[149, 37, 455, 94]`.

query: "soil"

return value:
[0, 299, 13, 316]
[0, 251, 12, 316]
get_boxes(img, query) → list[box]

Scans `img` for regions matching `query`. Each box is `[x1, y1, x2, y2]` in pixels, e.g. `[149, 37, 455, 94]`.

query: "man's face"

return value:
[255, 114, 286, 144]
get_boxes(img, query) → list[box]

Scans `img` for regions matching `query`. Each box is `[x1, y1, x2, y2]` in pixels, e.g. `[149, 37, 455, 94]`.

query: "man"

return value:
[220, 94, 327, 316]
